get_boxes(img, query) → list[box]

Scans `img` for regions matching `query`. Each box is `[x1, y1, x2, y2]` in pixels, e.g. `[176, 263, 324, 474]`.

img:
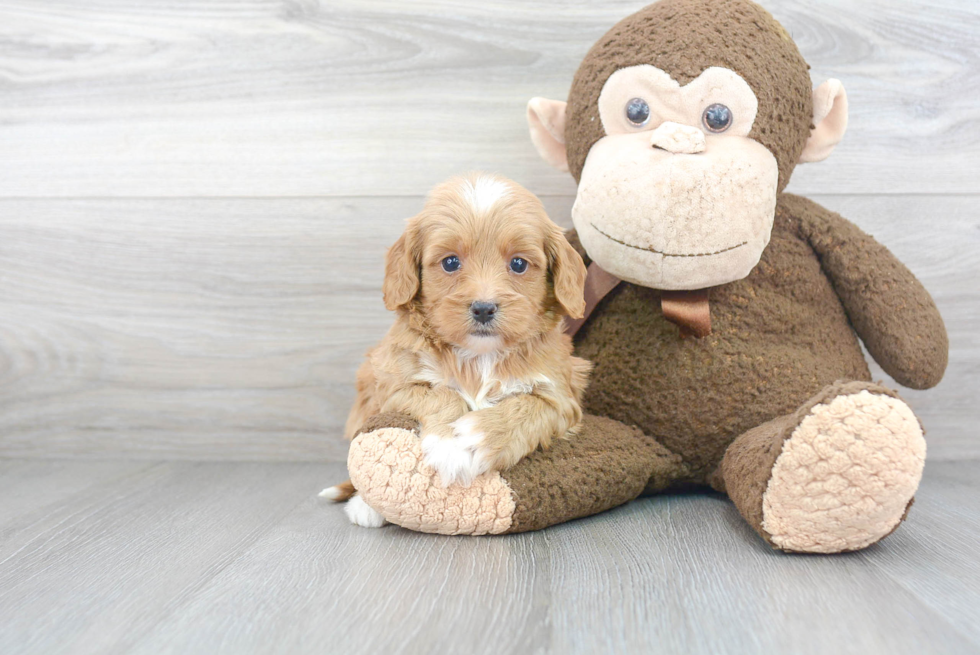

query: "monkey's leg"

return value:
[345, 414, 687, 535]
[713, 381, 925, 553]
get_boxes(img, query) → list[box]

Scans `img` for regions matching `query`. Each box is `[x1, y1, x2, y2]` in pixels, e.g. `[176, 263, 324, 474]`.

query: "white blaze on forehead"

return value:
[461, 175, 511, 213]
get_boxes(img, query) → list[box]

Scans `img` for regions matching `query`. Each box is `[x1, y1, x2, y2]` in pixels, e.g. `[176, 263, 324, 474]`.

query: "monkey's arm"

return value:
[785, 193, 948, 390]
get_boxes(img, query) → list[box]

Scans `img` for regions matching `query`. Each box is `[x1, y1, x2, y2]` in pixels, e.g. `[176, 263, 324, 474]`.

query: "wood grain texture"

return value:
[0, 0, 977, 197]
[0, 459, 977, 654]
[543, 488, 977, 655]
[857, 461, 980, 645]
[0, 197, 400, 462]
[0, 194, 975, 461]
[0, 460, 331, 655]
[0, 459, 153, 529]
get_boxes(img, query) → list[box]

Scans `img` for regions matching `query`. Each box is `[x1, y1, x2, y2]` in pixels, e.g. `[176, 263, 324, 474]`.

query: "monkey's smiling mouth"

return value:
[590, 223, 748, 258]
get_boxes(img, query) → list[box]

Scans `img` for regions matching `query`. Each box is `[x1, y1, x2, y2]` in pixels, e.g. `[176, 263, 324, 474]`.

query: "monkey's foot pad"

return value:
[348, 428, 516, 535]
[762, 391, 926, 553]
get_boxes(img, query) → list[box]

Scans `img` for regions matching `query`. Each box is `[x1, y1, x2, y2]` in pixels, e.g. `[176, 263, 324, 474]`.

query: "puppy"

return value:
[321, 173, 590, 527]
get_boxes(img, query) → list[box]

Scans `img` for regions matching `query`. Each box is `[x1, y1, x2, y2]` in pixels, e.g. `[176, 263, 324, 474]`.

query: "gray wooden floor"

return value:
[0, 458, 978, 655]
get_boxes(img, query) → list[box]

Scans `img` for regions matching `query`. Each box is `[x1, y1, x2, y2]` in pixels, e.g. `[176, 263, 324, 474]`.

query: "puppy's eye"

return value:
[702, 103, 733, 133]
[441, 256, 461, 273]
[509, 257, 528, 274]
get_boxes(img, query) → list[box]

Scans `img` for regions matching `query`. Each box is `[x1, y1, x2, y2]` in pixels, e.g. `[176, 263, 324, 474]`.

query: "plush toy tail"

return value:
[318, 479, 356, 502]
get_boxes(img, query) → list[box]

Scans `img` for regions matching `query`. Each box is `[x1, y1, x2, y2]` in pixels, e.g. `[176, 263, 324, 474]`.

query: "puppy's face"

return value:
[383, 175, 586, 354]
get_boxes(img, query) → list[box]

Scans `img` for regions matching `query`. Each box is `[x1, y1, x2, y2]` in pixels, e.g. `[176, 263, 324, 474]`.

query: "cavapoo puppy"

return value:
[322, 173, 591, 527]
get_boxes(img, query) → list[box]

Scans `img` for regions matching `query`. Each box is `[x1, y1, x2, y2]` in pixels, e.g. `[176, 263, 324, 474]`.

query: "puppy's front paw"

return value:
[345, 494, 388, 528]
[421, 416, 489, 487]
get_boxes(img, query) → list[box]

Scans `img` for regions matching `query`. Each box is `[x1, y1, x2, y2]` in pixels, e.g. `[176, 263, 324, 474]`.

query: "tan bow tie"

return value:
[564, 262, 712, 339]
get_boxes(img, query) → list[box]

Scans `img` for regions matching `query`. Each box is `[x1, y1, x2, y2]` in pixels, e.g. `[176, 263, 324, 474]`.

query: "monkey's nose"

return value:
[470, 301, 498, 325]
[650, 121, 706, 154]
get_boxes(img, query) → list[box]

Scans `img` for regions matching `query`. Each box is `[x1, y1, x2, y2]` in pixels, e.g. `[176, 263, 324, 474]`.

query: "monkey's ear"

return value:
[800, 79, 848, 164]
[382, 228, 420, 311]
[527, 98, 570, 173]
[547, 227, 587, 319]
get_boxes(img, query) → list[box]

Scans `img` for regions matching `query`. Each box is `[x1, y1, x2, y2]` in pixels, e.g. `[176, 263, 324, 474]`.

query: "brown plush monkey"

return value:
[343, 0, 948, 553]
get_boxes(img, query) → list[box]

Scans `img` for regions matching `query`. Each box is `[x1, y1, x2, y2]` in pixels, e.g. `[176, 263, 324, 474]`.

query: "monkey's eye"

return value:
[625, 98, 651, 127]
[509, 257, 528, 274]
[702, 103, 733, 133]
[441, 256, 461, 272]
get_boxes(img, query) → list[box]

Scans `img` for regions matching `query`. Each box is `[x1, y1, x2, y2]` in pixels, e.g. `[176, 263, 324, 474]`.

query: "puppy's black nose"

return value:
[470, 301, 498, 325]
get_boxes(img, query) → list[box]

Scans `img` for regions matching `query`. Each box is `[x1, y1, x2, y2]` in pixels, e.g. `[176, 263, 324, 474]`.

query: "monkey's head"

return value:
[527, 0, 848, 290]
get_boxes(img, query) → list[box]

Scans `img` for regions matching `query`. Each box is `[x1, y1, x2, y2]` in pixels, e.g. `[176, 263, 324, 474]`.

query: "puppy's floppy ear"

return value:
[546, 227, 587, 319]
[382, 223, 420, 311]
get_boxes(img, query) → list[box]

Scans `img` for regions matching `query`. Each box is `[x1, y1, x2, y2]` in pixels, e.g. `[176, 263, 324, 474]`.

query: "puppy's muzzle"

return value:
[470, 301, 498, 326]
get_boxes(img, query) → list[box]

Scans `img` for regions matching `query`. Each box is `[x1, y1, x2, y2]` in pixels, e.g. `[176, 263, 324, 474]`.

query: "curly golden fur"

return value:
[330, 173, 590, 500]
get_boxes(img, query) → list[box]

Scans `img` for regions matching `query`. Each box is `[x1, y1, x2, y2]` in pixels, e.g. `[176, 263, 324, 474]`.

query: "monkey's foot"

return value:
[762, 385, 926, 553]
[722, 382, 926, 553]
[347, 427, 516, 535]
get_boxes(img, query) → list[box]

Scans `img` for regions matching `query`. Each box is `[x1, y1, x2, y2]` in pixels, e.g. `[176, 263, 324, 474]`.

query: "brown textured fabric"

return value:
[715, 380, 904, 547]
[564, 0, 813, 193]
[567, 195, 881, 480]
[661, 289, 711, 338]
[784, 194, 949, 389]
[354, 412, 419, 438]
[501, 415, 687, 533]
[564, 262, 622, 337]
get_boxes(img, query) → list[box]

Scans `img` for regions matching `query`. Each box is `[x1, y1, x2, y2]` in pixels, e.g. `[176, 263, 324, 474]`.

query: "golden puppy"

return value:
[322, 173, 590, 527]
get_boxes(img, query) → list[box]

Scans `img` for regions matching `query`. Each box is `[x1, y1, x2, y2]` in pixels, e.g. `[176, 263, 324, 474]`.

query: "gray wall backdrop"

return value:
[0, 0, 977, 461]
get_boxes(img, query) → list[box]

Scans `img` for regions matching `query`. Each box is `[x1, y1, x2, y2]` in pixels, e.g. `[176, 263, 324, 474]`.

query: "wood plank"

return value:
[0, 459, 153, 529]
[130, 482, 553, 655]
[543, 477, 978, 654]
[0, 460, 333, 655]
[0, 459, 976, 654]
[0, 195, 974, 461]
[0, 0, 976, 197]
[0, 197, 401, 462]
[857, 460, 980, 645]
[125, 461, 979, 654]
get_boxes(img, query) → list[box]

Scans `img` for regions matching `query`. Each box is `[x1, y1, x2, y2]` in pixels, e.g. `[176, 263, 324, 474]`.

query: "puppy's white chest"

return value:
[414, 353, 532, 411]
[462, 377, 535, 411]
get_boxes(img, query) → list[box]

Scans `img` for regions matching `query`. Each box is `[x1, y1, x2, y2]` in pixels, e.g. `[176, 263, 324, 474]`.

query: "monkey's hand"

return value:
[789, 194, 948, 389]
